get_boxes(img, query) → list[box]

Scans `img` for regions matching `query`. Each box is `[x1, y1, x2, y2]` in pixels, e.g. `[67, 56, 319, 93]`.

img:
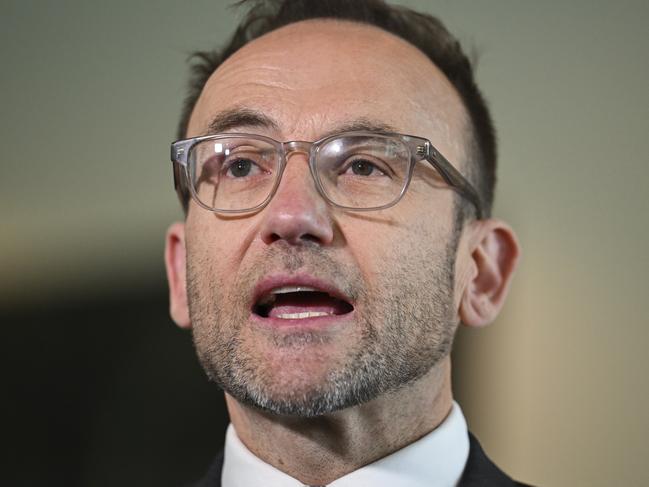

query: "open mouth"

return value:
[253, 286, 354, 320]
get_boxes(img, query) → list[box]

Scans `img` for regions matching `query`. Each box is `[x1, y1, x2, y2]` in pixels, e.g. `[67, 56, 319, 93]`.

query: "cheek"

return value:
[340, 208, 451, 283]
[186, 212, 259, 271]
[338, 218, 397, 277]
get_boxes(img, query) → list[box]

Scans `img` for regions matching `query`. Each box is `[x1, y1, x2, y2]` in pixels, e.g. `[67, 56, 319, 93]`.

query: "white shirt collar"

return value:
[222, 401, 469, 487]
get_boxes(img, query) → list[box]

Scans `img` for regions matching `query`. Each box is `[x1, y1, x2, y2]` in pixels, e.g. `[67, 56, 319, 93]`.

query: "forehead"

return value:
[188, 19, 469, 163]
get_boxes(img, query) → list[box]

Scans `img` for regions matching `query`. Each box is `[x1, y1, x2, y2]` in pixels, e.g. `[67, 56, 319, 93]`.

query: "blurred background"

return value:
[2, 0, 648, 485]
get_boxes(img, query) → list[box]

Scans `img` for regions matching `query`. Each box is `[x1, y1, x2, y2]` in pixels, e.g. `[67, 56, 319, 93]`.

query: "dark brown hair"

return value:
[176, 0, 496, 217]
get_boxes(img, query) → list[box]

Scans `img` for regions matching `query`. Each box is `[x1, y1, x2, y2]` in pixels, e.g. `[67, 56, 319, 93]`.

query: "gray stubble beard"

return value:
[187, 225, 460, 418]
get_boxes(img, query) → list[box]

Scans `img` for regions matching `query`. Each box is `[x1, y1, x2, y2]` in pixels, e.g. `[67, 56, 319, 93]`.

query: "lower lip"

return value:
[250, 310, 355, 330]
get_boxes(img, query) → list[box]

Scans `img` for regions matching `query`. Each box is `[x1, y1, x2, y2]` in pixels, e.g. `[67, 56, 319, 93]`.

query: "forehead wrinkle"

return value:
[198, 96, 403, 142]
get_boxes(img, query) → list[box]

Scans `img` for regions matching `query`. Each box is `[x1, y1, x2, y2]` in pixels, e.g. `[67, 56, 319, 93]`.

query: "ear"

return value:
[459, 219, 521, 327]
[164, 222, 192, 329]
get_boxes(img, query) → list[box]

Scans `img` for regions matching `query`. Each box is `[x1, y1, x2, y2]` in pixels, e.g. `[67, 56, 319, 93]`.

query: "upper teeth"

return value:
[271, 286, 318, 295]
[277, 311, 332, 319]
[256, 286, 321, 308]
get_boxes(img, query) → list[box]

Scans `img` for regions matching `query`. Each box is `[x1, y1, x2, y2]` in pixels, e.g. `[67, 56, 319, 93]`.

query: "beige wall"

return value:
[2, 1, 647, 485]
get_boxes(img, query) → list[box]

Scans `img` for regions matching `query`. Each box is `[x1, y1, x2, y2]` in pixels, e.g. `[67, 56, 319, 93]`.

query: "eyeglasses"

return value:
[170, 131, 483, 218]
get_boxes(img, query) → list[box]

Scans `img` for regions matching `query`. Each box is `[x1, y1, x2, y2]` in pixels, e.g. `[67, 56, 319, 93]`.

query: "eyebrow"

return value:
[206, 107, 280, 134]
[204, 107, 399, 139]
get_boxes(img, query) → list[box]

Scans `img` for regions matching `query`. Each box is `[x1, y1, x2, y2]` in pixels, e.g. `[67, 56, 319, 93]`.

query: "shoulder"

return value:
[459, 432, 533, 487]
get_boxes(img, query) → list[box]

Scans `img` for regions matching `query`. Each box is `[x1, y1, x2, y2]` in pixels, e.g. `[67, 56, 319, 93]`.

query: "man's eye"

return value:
[343, 158, 387, 177]
[225, 158, 259, 178]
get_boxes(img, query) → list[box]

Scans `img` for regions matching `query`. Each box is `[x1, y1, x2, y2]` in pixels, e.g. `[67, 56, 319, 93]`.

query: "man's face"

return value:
[180, 20, 472, 416]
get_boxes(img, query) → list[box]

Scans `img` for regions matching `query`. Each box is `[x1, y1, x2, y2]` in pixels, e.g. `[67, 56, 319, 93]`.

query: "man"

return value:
[165, 1, 523, 485]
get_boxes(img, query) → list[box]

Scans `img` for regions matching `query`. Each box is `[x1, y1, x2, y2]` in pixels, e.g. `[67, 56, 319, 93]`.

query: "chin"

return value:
[216, 348, 374, 417]
[236, 383, 363, 418]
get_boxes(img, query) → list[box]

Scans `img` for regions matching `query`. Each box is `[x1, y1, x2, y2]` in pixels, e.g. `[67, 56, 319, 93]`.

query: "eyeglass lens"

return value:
[188, 134, 412, 211]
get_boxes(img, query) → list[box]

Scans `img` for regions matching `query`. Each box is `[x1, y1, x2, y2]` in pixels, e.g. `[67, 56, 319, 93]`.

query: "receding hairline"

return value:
[204, 17, 460, 97]
[230, 17, 435, 63]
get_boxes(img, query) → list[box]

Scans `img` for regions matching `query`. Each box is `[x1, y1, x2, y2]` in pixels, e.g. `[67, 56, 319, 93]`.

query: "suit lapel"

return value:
[459, 432, 528, 486]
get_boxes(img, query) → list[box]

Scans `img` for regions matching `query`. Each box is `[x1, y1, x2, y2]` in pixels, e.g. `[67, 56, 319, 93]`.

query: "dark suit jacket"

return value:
[189, 432, 531, 486]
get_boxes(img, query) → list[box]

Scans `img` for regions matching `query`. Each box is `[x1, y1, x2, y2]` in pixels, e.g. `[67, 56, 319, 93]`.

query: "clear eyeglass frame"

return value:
[170, 131, 483, 219]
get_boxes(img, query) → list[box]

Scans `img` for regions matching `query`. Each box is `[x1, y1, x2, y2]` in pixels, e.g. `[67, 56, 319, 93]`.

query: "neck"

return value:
[225, 357, 453, 486]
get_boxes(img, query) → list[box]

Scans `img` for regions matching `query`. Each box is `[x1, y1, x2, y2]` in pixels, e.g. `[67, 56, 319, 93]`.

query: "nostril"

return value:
[264, 232, 323, 246]
[300, 234, 321, 244]
[266, 233, 282, 245]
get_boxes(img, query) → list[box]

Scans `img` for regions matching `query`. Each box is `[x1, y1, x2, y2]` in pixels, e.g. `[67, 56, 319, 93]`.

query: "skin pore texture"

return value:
[165, 19, 520, 485]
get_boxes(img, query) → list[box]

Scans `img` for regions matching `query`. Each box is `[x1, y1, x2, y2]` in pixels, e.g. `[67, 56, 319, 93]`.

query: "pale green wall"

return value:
[2, 1, 648, 485]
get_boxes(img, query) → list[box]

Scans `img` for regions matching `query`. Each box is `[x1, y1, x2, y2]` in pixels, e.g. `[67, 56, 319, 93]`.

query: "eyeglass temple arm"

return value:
[421, 143, 484, 219]
[171, 140, 193, 216]
[171, 140, 191, 188]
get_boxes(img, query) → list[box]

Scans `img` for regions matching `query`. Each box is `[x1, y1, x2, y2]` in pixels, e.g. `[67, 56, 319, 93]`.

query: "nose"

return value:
[258, 152, 334, 246]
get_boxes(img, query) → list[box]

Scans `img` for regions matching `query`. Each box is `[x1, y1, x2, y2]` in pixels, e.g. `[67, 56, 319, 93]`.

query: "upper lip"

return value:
[251, 273, 354, 309]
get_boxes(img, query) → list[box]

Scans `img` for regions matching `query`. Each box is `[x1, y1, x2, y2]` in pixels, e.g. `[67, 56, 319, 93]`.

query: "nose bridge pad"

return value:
[283, 140, 312, 155]
[279, 140, 322, 199]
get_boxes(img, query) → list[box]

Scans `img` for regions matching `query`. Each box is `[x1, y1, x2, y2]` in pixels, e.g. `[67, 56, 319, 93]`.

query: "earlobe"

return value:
[459, 220, 520, 327]
[164, 222, 192, 329]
